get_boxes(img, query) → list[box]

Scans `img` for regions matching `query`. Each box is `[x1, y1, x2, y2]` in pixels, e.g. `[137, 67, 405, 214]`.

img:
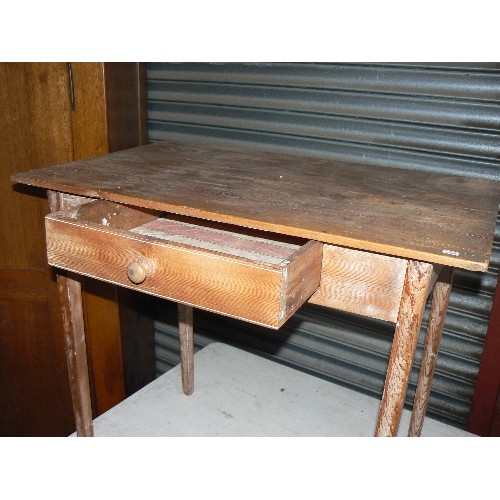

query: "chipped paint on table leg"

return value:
[375, 260, 433, 437]
[408, 266, 454, 437]
[57, 273, 94, 437]
[49, 190, 94, 437]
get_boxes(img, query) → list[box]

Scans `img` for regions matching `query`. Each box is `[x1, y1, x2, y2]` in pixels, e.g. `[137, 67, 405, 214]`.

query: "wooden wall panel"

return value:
[1, 62, 152, 435]
[0, 63, 75, 435]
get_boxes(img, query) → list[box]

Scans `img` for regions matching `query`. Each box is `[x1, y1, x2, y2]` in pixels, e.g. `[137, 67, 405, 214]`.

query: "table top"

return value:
[12, 140, 500, 272]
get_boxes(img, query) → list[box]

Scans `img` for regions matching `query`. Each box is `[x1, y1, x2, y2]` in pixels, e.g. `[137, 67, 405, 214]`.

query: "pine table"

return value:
[12, 141, 500, 436]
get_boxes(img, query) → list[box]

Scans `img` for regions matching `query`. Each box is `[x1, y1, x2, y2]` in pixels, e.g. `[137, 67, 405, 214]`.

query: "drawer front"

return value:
[45, 215, 322, 328]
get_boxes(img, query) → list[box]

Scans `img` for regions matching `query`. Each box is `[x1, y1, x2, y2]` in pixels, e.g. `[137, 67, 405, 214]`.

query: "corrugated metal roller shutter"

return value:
[147, 62, 500, 430]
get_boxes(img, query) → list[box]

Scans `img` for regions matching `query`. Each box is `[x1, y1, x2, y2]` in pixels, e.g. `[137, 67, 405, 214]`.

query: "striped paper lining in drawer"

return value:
[130, 217, 300, 265]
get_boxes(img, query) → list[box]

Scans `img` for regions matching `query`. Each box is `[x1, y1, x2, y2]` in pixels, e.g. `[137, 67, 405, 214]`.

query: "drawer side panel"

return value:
[282, 241, 323, 321]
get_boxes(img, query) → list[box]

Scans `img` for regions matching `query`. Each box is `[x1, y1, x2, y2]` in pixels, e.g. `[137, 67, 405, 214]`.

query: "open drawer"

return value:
[45, 199, 323, 329]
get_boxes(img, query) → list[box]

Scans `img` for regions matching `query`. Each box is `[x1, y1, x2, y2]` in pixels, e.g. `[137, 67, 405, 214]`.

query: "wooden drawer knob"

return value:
[127, 258, 154, 284]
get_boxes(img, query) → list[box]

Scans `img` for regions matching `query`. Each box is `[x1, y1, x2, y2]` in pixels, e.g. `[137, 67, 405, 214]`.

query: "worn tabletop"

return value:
[12, 141, 500, 271]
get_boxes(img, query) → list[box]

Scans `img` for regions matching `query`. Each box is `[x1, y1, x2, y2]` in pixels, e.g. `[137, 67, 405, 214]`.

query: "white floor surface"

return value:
[75, 342, 475, 437]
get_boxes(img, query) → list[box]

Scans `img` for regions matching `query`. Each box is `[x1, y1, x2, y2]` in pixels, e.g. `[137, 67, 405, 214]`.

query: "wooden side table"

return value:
[12, 141, 500, 437]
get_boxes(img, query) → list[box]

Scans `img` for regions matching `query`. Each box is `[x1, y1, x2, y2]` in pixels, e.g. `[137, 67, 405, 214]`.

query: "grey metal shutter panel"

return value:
[147, 63, 500, 430]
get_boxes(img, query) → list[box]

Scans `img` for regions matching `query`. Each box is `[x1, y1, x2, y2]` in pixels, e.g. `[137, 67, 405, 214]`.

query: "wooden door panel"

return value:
[1, 62, 153, 435]
[0, 269, 47, 302]
[0, 64, 74, 271]
[0, 298, 74, 435]
[0, 63, 75, 435]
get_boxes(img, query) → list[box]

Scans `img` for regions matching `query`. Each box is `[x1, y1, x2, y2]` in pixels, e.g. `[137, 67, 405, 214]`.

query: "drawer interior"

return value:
[130, 217, 303, 266]
[59, 199, 308, 266]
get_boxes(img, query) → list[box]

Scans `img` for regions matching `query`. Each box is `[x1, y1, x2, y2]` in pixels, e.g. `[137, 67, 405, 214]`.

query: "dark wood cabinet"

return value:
[0, 62, 154, 436]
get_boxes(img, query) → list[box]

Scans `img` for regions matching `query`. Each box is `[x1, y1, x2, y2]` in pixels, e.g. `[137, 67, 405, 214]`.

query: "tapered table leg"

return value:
[57, 273, 94, 437]
[178, 304, 194, 395]
[408, 267, 454, 436]
[375, 260, 433, 437]
[48, 190, 94, 437]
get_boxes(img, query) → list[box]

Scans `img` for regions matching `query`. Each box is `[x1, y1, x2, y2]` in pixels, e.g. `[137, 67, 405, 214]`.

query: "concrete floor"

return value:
[79, 342, 474, 437]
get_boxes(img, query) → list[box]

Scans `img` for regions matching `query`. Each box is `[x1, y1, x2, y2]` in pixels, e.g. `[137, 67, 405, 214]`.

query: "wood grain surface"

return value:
[408, 266, 454, 437]
[49, 191, 95, 436]
[375, 260, 433, 437]
[0, 63, 76, 436]
[308, 244, 407, 322]
[56, 272, 94, 437]
[45, 202, 322, 328]
[12, 141, 500, 271]
[178, 304, 194, 396]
